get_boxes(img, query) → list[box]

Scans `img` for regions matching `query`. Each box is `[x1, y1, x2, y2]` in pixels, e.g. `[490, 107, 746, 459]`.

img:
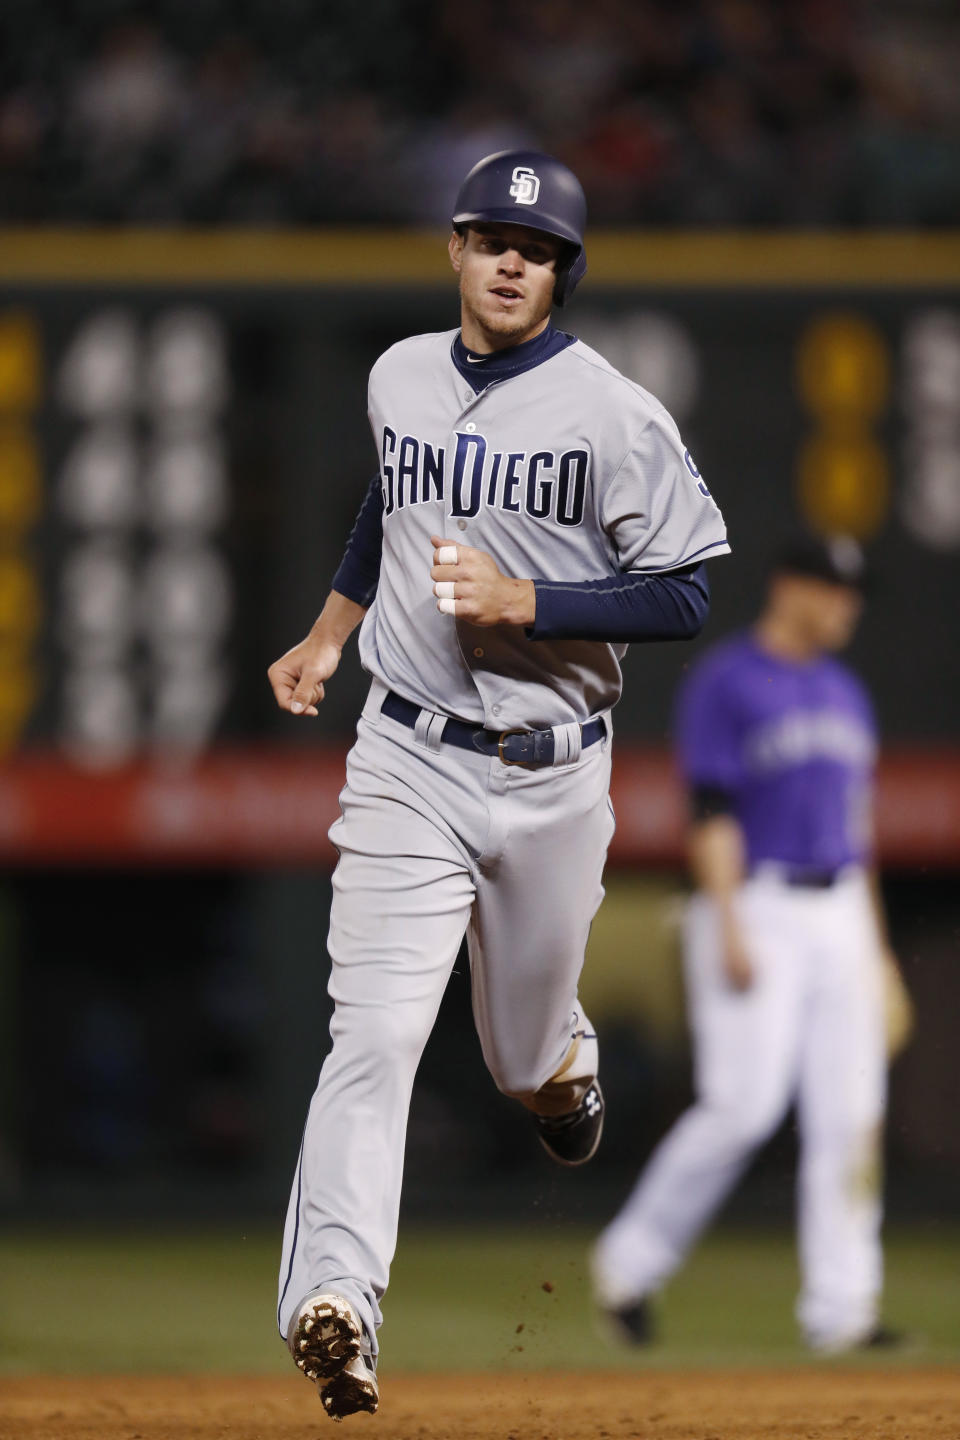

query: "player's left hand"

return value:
[880, 946, 914, 1059]
[430, 536, 536, 628]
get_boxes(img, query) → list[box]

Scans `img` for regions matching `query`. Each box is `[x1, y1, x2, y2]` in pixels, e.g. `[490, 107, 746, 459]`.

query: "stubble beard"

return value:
[461, 279, 553, 350]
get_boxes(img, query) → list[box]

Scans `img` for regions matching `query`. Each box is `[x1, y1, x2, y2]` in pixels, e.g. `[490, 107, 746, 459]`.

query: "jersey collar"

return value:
[451, 324, 576, 394]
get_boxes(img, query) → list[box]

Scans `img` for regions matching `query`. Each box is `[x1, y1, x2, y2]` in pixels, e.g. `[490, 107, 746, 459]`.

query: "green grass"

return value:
[1, 1225, 958, 1375]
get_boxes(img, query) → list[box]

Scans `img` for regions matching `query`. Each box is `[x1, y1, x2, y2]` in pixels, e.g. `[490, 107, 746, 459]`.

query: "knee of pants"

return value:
[801, 1117, 884, 1180]
[329, 1000, 430, 1081]
[704, 1096, 785, 1153]
[803, 1108, 885, 1150]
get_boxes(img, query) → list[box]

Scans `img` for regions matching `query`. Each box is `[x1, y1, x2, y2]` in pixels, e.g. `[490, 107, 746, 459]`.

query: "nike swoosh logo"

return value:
[465, 356, 488, 363]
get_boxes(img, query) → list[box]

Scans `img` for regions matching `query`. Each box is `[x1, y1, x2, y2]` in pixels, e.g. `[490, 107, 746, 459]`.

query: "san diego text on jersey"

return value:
[382, 426, 588, 526]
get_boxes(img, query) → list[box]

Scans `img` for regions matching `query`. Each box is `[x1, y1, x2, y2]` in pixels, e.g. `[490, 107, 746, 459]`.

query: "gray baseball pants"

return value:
[278, 679, 614, 1353]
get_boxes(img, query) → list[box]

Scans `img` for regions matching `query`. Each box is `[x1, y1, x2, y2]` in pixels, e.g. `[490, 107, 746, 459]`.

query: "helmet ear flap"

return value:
[554, 245, 587, 307]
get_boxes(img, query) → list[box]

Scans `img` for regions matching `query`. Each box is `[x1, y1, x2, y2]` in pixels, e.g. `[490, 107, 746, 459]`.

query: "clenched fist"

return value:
[430, 535, 536, 627]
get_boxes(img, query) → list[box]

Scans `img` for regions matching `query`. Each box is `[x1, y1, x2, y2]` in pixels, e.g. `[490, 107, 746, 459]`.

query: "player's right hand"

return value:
[268, 636, 342, 716]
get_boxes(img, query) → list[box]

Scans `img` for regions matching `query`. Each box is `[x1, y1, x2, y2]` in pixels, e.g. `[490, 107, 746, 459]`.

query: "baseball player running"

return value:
[268, 149, 729, 1419]
[592, 535, 905, 1353]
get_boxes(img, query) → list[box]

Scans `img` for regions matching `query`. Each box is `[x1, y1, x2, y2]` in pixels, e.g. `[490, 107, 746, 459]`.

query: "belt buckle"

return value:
[497, 729, 528, 766]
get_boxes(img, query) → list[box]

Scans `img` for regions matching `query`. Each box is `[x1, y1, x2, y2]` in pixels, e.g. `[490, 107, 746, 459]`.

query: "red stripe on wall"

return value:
[0, 746, 957, 868]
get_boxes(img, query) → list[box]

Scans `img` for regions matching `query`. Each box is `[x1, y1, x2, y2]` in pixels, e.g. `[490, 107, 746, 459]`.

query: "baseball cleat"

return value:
[287, 1292, 379, 1420]
[320, 1351, 380, 1421]
[534, 1080, 604, 1166]
[857, 1323, 910, 1350]
[601, 1296, 655, 1346]
[807, 1320, 915, 1356]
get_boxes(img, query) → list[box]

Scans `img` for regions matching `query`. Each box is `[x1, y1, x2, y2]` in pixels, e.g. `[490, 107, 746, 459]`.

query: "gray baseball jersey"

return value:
[360, 330, 730, 729]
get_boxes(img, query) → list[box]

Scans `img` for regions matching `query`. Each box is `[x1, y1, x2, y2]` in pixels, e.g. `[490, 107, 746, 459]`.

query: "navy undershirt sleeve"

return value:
[331, 473, 384, 608]
[332, 471, 709, 641]
[529, 563, 710, 643]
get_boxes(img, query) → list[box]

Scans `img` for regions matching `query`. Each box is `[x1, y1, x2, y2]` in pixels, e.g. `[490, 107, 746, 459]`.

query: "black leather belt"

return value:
[781, 868, 841, 889]
[381, 691, 605, 768]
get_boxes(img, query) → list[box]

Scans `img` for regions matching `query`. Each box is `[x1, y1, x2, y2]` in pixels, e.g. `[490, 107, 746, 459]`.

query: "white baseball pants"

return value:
[594, 867, 886, 1350]
[278, 682, 613, 1352]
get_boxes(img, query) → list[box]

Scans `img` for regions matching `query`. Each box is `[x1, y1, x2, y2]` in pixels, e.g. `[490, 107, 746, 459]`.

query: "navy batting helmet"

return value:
[452, 149, 587, 307]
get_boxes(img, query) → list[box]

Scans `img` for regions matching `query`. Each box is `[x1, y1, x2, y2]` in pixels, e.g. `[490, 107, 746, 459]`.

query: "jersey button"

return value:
[473, 647, 484, 659]
[465, 421, 477, 432]
[457, 519, 468, 531]
[491, 705, 501, 716]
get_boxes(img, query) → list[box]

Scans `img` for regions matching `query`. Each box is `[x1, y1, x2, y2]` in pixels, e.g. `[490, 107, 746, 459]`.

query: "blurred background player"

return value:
[592, 533, 911, 1353]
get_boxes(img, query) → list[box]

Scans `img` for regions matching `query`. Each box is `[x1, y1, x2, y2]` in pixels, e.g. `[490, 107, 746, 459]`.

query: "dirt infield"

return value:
[2, 1371, 959, 1440]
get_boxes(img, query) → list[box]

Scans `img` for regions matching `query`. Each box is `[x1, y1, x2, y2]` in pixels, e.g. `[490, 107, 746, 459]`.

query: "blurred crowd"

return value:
[1, 0, 958, 227]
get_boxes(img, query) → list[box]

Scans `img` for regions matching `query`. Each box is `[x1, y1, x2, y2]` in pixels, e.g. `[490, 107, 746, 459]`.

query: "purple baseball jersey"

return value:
[675, 632, 878, 870]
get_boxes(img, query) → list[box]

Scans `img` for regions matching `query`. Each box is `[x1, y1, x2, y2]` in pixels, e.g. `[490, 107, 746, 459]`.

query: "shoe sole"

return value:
[320, 1356, 379, 1420]
[807, 1327, 923, 1357]
[290, 1294, 363, 1382]
[593, 1301, 654, 1348]
[537, 1121, 604, 1166]
[289, 1294, 379, 1419]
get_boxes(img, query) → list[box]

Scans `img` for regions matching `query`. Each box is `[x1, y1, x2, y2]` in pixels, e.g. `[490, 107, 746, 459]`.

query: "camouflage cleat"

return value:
[287, 1292, 379, 1420]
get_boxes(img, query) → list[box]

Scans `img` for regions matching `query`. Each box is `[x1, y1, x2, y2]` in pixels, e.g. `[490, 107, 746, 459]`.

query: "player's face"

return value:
[449, 223, 561, 352]
[779, 574, 864, 651]
[810, 580, 864, 650]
